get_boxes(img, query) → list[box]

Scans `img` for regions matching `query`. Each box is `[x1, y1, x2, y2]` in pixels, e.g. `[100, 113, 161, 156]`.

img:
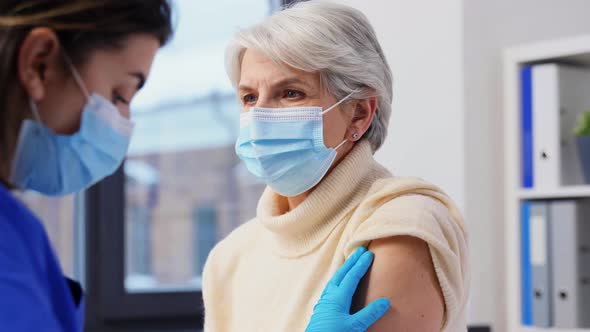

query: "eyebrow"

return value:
[129, 72, 146, 91]
[238, 77, 314, 92]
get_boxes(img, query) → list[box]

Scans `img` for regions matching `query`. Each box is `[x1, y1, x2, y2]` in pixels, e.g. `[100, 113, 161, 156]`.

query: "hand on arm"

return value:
[351, 236, 445, 332]
[305, 246, 391, 332]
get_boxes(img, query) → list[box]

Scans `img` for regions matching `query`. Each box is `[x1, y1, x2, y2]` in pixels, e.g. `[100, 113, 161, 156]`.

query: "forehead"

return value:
[84, 34, 159, 75]
[239, 48, 320, 88]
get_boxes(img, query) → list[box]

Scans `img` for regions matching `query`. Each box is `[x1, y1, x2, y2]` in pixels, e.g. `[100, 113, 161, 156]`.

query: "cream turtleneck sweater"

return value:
[202, 140, 469, 332]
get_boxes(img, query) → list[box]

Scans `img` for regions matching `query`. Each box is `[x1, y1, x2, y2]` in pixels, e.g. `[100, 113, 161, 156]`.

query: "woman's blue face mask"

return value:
[235, 91, 356, 197]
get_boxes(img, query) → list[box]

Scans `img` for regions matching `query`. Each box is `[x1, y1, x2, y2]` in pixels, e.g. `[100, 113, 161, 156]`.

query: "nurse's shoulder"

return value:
[0, 186, 50, 258]
[0, 186, 50, 257]
[0, 186, 63, 331]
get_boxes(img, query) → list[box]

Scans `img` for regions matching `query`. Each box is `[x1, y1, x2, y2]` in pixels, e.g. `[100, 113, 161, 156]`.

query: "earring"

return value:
[352, 133, 359, 140]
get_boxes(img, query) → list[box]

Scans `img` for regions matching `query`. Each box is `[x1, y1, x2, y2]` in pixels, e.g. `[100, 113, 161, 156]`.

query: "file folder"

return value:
[521, 201, 533, 325]
[550, 199, 590, 328]
[521, 66, 533, 188]
[531, 64, 590, 188]
[530, 201, 551, 327]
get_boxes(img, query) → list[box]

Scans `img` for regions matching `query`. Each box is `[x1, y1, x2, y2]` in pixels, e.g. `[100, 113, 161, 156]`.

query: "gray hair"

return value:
[225, 1, 393, 152]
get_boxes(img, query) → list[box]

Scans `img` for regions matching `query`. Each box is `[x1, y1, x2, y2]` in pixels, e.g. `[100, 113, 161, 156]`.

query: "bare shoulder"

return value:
[351, 235, 445, 332]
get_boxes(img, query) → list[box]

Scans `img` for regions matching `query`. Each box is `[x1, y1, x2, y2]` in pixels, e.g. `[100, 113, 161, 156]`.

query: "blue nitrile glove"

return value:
[305, 246, 391, 332]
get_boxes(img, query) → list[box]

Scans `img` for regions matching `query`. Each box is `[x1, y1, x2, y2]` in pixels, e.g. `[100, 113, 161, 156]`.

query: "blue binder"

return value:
[521, 201, 533, 325]
[521, 66, 534, 188]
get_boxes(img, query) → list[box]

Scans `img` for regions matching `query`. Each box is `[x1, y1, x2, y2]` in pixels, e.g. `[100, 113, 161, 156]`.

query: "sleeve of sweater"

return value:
[345, 193, 469, 331]
[202, 240, 227, 332]
[202, 222, 253, 332]
[203, 239, 233, 332]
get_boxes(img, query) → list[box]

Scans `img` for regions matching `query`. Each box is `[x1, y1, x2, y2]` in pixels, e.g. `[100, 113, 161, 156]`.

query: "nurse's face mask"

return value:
[235, 91, 356, 197]
[10, 53, 135, 196]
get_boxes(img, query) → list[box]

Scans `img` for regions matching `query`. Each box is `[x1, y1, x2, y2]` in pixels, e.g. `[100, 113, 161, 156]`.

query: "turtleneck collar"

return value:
[256, 140, 391, 257]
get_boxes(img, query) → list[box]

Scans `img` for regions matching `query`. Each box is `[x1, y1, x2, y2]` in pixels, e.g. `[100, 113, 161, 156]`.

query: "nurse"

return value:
[0, 1, 173, 330]
[0, 1, 388, 331]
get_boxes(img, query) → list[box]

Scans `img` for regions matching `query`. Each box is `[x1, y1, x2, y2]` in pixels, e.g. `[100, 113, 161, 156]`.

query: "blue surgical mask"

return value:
[235, 92, 356, 197]
[10, 55, 134, 196]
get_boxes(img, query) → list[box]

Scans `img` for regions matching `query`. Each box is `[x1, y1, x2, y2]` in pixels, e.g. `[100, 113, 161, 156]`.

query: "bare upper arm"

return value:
[351, 236, 445, 332]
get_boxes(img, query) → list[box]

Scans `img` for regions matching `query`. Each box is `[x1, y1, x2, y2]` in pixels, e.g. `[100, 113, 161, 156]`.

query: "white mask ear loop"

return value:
[324, 89, 362, 150]
[333, 139, 348, 150]
[25, 53, 91, 128]
[61, 52, 90, 100]
[321, 89, 360, 115]
[28, 98, 42, 123]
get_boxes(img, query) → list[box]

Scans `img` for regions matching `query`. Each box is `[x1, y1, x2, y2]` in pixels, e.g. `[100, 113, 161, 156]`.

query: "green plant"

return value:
[574, 111, 590, 137]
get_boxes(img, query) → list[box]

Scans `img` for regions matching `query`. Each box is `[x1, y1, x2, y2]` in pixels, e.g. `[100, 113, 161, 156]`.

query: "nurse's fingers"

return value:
[351, 298, 391, 331]
[330, 246, 367, 286]
[339, 250, 374, 300]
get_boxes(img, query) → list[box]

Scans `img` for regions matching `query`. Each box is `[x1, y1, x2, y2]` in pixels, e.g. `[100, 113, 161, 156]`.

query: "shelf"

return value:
[520, 328, 590, 332]
[504, 35, 590, 332]
[518, 185, 590, 199]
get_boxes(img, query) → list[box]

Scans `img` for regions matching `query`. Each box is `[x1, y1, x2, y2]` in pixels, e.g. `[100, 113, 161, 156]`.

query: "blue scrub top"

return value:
[0, 185, 84, 331]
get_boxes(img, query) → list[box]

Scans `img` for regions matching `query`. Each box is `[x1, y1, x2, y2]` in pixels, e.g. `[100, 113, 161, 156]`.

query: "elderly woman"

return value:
[202, 2, 469, 332]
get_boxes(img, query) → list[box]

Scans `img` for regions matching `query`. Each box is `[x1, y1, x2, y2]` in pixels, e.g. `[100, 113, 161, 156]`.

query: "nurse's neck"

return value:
[0, 165, 10, 189]
[0, 178, 12, 190]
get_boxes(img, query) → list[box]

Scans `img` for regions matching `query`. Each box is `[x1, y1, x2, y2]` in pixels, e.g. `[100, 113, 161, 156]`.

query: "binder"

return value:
[529, 201, 552, 327]
[549, 199, 590, 328]
[532, 65, 561, 189]
[521, 202, 533, 325]
[521, 66, 534, 188]
[531, 64, 590, 189]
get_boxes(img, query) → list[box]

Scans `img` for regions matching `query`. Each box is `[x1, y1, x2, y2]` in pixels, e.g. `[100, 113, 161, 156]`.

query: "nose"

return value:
[253, 91, 281, 109]
[118, 106, 131, 119]
[254, 99, 275, 109]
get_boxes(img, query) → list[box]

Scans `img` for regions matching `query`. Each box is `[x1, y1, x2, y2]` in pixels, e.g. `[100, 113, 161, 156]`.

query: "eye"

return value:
[242, 94, 257, 105]
[283, 89, 305, 99]
[113, 92, 130, 105]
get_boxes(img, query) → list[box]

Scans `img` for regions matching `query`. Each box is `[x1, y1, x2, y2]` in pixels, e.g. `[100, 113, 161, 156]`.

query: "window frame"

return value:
[84, 167, 203, 331]
[83, 1, 282, 330]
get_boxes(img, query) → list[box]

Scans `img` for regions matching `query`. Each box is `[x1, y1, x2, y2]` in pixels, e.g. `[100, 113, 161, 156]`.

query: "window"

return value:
[120, 0, 273, 294]
[193, 205, 217, 277]
[126, 204, 153, 286]
[84, 1, 279, 330]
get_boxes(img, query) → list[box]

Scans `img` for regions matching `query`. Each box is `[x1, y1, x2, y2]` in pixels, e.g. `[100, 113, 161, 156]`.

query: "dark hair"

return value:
[0, 0, 173, 186]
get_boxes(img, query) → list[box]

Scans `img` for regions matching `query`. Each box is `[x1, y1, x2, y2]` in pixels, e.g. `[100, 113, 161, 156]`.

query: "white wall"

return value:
[336, 0, 465, 214]
[335, 0, 590, 330]
[463, 0, 590, 330]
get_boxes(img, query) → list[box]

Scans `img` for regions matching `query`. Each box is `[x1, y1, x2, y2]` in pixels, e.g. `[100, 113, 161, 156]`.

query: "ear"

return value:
[17, 27, 62, 102]
[347, 96, 377, 142]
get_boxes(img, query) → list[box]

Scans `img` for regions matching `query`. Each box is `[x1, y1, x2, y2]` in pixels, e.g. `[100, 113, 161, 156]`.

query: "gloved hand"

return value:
[305, 246, 391, 332]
